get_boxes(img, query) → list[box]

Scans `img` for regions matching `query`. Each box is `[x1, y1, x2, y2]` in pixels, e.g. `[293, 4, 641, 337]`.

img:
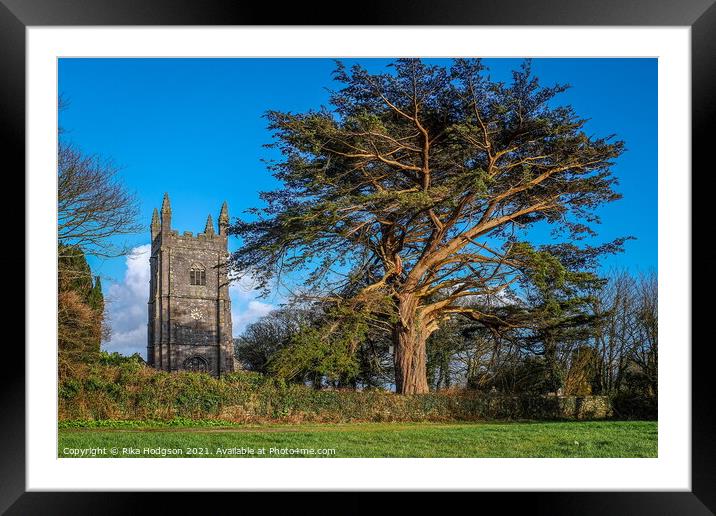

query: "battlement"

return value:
[164, 229, 223, 237]
[169, 228, 225, 238]
[152, 228, 227, 253]
[150, 193, 229, 243]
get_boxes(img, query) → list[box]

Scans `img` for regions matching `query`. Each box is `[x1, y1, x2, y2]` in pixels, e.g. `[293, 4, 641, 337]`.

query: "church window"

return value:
[183, 355, 209, 372]
[190, 265, 206, 286]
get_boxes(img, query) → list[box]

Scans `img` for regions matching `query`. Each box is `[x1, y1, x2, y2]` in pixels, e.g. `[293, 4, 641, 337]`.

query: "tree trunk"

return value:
[393, 297, 430, 394]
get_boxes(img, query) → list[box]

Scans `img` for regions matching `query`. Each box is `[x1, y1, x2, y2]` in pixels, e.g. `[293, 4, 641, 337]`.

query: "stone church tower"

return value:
[147, 193, 234, 375]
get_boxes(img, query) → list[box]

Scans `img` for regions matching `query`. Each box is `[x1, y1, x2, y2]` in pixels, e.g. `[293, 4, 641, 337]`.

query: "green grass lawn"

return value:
[58, 420, 657, 458]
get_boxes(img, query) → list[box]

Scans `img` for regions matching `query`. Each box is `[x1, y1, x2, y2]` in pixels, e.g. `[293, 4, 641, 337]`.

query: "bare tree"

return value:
[630, 271, 658, 395]
[58, 141, 142, 258]
[591, 269, 657, 395]
[591, 271, 631, 392]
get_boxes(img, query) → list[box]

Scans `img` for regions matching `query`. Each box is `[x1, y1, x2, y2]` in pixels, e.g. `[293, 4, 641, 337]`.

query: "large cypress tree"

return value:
[230, 59, 625, 393]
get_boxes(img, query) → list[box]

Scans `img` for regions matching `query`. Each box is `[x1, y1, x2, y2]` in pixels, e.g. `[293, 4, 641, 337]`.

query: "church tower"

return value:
[147, 193, 234, 375]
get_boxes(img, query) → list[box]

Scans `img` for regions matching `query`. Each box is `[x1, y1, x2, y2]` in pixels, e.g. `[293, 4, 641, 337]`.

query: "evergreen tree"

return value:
[231, 59, 626, 393]
[58, 244, 104, 373]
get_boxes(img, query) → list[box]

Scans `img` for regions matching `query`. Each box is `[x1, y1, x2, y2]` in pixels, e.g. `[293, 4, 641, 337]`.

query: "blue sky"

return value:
[58, 58, 657, 356]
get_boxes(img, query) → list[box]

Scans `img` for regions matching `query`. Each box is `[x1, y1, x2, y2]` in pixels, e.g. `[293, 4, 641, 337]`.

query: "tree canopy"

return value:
[230, 58, 627, 393]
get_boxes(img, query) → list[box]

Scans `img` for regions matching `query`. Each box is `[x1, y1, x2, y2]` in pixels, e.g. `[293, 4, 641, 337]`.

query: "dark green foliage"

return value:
[87, 275, 104, 313]
[507, 241, 614, 393]
[58, 244, 105, 370]
[352, 328, 394, 389]
[58, 244, 105, 313]
[234, 307, 314, 374]
[58, 244, 93, 295]
[267, 308, 368, 386]
[610, 392, 657, 420]
[426, 317, 472, 390]
[99, 350, 144, 366]
[237, 303, 395, 389]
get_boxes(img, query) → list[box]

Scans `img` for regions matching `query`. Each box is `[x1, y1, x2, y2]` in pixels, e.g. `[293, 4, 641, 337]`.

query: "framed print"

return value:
[4, 0, 714, 512]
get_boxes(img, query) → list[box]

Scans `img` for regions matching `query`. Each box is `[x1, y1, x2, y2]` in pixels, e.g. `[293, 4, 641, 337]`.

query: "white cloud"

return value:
[232, 298, 275, 334]
[229, 279, 276, 334]
[103, 244, 276, 358]
[103, 244, 151, 356]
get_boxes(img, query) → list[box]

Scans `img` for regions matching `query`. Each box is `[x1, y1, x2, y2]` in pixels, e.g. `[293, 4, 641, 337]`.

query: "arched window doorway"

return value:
[183, 355, 209, 373]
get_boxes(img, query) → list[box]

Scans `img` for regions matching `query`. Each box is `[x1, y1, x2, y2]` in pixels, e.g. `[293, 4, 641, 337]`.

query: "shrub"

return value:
[610, 393, 657, 420]
[58, 362, 616, 423]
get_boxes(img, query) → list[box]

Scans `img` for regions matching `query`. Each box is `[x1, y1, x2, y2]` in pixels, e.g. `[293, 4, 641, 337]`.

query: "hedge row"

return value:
[58, 362, 622, 423]
[611, 393, 658, 420]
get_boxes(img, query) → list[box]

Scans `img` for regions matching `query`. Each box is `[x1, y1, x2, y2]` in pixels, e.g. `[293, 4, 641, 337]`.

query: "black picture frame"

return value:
[3, 0, 713, 513]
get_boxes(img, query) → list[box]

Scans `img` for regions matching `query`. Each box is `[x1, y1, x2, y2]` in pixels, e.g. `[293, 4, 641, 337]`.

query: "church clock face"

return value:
[190, 307, 204, 321]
